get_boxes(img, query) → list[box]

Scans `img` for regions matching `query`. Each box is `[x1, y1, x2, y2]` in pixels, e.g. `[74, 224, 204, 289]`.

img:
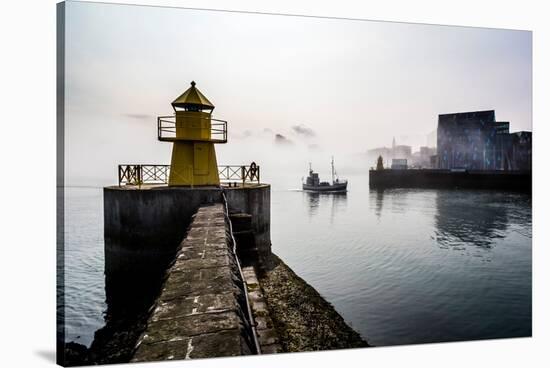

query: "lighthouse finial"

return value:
[191, 80, 196, 87]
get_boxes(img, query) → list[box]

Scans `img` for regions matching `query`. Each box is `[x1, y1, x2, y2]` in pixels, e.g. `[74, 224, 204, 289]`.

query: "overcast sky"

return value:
[64, 1, 532, 186]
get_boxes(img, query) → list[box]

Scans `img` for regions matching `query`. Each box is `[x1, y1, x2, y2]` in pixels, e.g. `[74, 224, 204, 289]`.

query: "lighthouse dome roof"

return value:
[171, 81, 215, 110]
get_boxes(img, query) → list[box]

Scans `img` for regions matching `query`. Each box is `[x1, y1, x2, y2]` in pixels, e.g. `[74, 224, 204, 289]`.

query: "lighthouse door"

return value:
[193, 142, 210, 175]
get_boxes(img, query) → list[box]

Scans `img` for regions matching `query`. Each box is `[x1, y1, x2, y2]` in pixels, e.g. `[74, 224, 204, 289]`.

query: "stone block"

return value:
[141, 311, 241, 345]
[151, 292, 238, 322]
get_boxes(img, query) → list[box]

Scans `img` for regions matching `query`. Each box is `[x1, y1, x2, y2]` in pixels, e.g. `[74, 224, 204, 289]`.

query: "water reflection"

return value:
[303, 191, 347, 223]
[371, 189, 385, 220]
[434, 190, 510, 250]
[368, 188, 524, 253]
[305, 191, 321, 217]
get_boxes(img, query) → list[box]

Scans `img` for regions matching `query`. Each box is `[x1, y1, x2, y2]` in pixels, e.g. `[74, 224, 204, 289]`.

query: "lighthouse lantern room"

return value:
[157, 81, 227, 186]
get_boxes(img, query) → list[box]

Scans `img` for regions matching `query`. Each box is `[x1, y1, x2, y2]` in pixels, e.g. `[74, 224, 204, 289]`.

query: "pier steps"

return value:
[242, 266, 282, 354]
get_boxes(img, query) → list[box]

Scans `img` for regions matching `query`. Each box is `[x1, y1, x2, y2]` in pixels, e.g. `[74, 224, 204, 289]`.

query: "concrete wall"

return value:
[224, 185, 271, 267]
[369, 169, 531, 193]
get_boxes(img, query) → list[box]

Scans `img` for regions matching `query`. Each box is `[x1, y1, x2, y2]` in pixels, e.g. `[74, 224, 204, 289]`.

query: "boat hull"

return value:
[302, 182, 348, 192]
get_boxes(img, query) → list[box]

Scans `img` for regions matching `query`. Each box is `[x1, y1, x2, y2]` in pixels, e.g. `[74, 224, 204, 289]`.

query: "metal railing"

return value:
[118, 164, 170, 186]
[118, 163, 261, 186]
[218, 164, 260, 186]
[157, 115, 227, 143]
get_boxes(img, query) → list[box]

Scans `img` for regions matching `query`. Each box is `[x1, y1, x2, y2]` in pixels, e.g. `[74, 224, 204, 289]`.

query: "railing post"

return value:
[241, 166, 245, 187]
[157, 117, 164, 141]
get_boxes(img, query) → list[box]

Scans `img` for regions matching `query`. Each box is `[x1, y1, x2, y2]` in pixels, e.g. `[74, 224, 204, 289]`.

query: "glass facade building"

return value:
[437, 110, 531, 171]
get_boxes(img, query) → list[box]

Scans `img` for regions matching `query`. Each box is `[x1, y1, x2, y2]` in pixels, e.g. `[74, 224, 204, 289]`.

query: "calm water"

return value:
[60, 187, 106, 347]
[60, 174, 532, 347]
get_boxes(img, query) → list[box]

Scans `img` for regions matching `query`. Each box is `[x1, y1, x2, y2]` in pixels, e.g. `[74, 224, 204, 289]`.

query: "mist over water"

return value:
[60, 172, 531, 347]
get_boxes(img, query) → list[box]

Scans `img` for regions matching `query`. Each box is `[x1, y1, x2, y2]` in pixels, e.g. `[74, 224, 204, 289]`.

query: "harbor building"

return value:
[391, 159, 408, 170]
[394, 144, 412, 161]
[510, 131, 532, 170]
[437, 110, 531, 171]
[438, 110, 499, 170]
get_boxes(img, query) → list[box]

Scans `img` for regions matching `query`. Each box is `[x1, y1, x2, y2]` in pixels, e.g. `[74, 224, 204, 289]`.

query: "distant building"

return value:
[391, 158, 408, 170]
[430, 155, 438, 168]
[418, 146, 436, 168]
[511, 131, 532, 170]
[437, 110, 531, 171]
[393, 145, 412, 160]
[369, 139, 429, 169]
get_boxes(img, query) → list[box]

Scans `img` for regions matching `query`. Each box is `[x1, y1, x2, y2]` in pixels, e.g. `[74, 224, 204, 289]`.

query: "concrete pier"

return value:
[369, 169, 531, 193]
[132, 204, 257, 362]
[103, 184, 272, 312]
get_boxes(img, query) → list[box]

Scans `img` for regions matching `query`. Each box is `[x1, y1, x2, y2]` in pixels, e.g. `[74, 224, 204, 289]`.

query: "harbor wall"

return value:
[369, 169, 531, 193]
[224, 184, 271, 268]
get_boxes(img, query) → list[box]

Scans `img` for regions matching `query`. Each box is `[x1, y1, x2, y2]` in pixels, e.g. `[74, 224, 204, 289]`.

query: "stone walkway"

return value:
[131, 204, 256, 362]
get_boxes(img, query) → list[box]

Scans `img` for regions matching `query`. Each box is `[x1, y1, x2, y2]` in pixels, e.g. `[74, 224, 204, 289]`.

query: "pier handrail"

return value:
[118, 164, 261, 186]
[118, 164, 170, 186]
[157, 115, 227, 143]
[222, 191, 261, 355]
[217, 164, 260, 186]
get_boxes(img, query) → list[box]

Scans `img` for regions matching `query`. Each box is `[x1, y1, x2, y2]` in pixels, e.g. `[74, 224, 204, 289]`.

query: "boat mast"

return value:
[331, 156, 335, 184]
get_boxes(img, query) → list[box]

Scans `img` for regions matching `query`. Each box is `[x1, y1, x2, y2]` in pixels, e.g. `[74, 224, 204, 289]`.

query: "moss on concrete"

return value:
[258, 254, 369, 352]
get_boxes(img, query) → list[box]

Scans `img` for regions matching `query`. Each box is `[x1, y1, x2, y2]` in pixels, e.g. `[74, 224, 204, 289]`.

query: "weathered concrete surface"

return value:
[224, 184, 271, 268]
[131, 204, 256, 362]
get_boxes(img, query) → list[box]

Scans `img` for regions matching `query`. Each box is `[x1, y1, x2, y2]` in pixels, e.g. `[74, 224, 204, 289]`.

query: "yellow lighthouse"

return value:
[158, 81, 227, 186]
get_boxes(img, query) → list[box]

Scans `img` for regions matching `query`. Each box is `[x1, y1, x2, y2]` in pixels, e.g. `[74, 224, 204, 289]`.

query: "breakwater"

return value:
[369, 169, 531, 192]
[132, 204, 258, 361]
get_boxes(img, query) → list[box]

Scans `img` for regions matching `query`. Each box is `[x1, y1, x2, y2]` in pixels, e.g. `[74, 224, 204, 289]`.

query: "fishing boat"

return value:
[302, 157, 348, 192]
